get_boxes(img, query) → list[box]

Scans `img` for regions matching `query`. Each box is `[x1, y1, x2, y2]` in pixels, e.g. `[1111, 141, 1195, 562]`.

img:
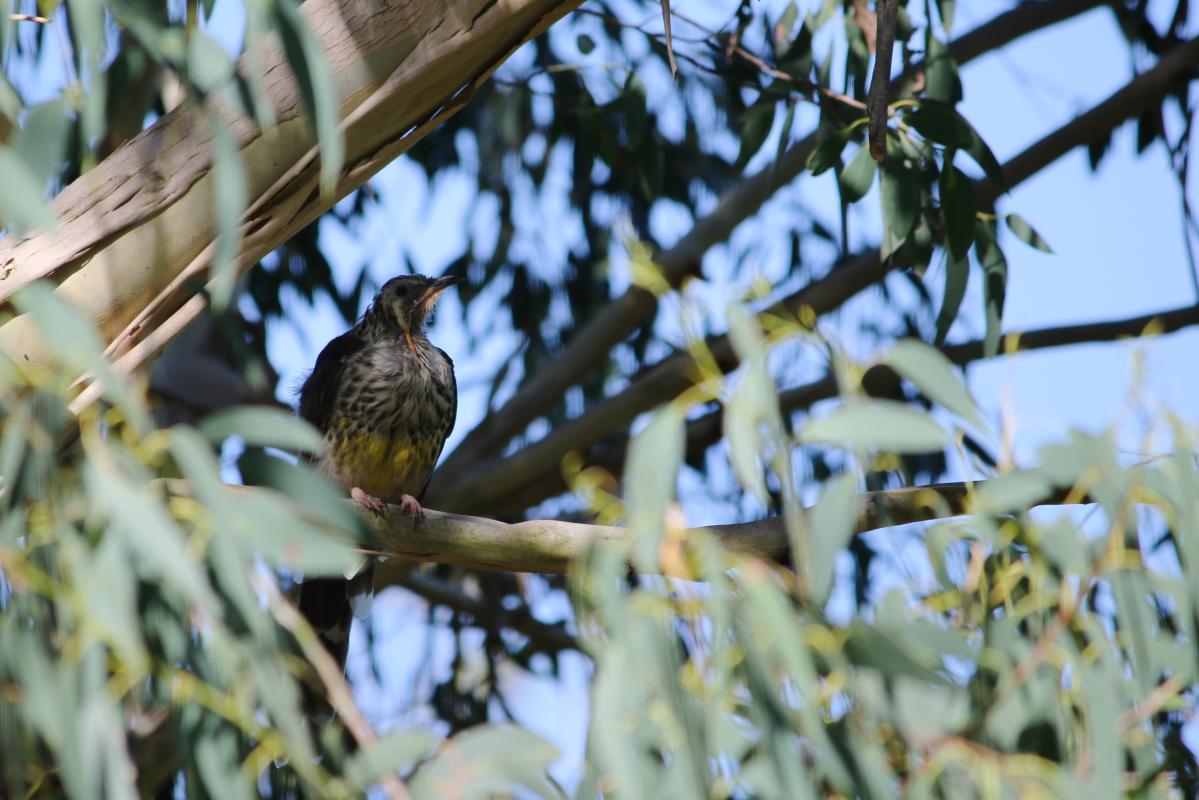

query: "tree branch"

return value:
[485, 302, 1199, 514]
[359, 478, 1078, 576]
[435, 0, 1107, 480]
[428, 38, 1199, 516]
[376, 570, 578, 652]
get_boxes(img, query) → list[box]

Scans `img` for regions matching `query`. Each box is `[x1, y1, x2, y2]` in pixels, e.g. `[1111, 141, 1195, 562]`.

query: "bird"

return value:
[296, 273, 459, 674]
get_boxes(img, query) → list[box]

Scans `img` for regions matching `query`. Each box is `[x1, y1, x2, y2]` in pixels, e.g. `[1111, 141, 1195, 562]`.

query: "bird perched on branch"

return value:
[297, 274, 459, 671]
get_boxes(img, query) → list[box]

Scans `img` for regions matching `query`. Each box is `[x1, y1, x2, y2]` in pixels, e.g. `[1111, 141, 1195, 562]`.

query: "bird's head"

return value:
[370, 274, 460, 354]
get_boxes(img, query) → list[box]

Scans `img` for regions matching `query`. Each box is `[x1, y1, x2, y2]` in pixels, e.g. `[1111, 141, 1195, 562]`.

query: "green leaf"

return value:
[975, 219, 1008, 357]
[0, 147, 56, 231]
[735, 102, 776, 170]
[905, 104, 972, 148]
[84, 453, 219, 614]
[940, 163, 975, 260]
[807, 471, 857, 604]
[839, 145, 876, 202]
[883, 339, 983, 428]
[186, 31, 234, 92]
[408, 725, 561, 800]
[924, 36, 961, 104]
[798, 399, 948, 452]
[625, 404, 685, 570]
[198, 405, 326, 454]
[880, 160, 920, 240]
[272, 0, 344, 193]
[345, 732, 438, 791]
[209, 116, 246, 309]
[14, 99, 69, 182]
[806, 130, 848, 175]
[935, 254, 968, 345]
[1005, 213, 1053, 253]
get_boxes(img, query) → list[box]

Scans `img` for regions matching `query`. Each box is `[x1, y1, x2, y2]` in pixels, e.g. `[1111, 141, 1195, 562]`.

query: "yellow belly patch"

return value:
[327, 424, 437, 500]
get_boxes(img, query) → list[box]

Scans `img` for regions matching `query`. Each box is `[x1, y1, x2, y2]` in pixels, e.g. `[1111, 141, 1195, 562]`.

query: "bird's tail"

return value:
[296, 576, 353, 720]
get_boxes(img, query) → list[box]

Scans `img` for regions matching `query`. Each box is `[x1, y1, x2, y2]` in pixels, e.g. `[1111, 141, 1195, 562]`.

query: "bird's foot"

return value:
[398, 494, 424, 520]
[350, 487, 388, 516]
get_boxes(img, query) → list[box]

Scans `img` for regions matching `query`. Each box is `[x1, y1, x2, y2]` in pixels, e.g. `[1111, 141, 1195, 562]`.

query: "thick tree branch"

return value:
[0, 0, 584, 370]
[487, 303, 1199, 514]
[429, 38, 1199, 516]
[436, 0, 1106, 480]
[360, 478, 1076, 576]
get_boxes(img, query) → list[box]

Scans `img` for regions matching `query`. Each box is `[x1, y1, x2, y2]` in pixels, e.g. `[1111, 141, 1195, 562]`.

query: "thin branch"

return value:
[435, 0, 1106, 482]
[868, 0, 898, 161]
[486, 303, 1199, 515]
[429, 39, 1199, 516]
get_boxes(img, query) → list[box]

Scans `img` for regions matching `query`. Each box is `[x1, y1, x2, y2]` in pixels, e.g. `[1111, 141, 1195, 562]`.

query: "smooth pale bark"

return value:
[344, 479, 1073, 577]
[0, 0, 584, 367]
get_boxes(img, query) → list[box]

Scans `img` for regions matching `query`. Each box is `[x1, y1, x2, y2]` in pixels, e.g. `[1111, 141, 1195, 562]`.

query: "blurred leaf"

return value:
[883, 339, 983, 428]
[840, 145, 876, 202]
[807, 471, 857, 604]
[937, 0, 955, 31]
[806, 130, 848, 175]
[736, 102, 777, 171]
[799, 400, 948, 452]
[625, 404, 685, 571]
[576, 33, 596, 54]
[187, 31, 234, 92]
[975, 219, 1008, 357]
[940, 163, 975, 260]
[198, 405, 326, 454]
[408, 725, 561, 800]
[272, 0, 344, 193]
[880, 160, 920, 240]
[0, 147, 56, 231]
[924, 36, 961, 104]
[209, 116, 247, 309]
[1005, 212, 1053, 253]
[345, 732, 438, 791]
[14, 98, 69, 181]
[84, 451, 219, 614]
[935, 254, 969, 345]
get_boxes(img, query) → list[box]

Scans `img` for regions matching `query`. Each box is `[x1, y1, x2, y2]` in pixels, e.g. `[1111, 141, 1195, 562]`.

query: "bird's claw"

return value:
[351, 487, 388, 516]
[398, 494, 424, 520]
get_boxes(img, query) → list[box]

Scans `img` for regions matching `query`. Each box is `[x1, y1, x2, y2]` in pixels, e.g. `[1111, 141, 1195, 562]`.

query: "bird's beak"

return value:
[420, 275, 462, 311]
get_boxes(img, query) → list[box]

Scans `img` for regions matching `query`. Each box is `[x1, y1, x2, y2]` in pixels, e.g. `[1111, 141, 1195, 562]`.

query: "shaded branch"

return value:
[376, 570, 578, 652]
[436, 0, 1107, 480]
[429, 37, 1199, 516]
[493, 303, 1199, 514]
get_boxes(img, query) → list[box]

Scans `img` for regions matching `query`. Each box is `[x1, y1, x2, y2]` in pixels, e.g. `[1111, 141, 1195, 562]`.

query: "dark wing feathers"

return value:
[298, 330, 367, 433]
[418, 347, 457, 501]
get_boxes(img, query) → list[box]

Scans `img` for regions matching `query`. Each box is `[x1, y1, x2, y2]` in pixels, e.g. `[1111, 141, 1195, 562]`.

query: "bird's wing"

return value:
[298, 330, 367, 434]
[418, 348, 457, 501]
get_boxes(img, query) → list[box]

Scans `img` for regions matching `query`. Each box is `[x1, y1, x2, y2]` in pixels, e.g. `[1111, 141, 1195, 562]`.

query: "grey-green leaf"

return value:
[798, 400, 948, 453]
[1005, 213, 1053, 253]
[198, 405, 326, 454]
[883, 339, 983, 428]
[840, 145, 877, 202]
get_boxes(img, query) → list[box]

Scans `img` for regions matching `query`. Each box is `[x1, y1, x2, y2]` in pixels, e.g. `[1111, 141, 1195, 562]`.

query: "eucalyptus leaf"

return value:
[798, 400, 948, 452]
[840, 145, 877, 202]
[883, 339, 983, 428]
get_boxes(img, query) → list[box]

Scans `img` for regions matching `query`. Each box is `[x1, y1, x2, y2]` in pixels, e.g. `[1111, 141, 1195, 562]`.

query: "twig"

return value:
[868, 0, 898, 161]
